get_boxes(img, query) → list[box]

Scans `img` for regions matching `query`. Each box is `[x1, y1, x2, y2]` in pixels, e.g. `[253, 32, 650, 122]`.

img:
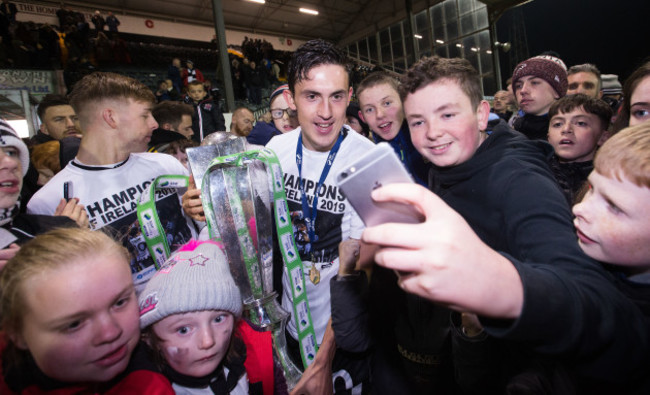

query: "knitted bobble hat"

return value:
[0, 118, 29, 176]
[270, 84, 289, 103]
[139, 240, 243, 329]
[512, 55, 568, 98]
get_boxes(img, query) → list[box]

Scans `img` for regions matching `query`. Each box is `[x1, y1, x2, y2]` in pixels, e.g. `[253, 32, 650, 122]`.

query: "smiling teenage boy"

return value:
[344, 56, 650, 392]
[266, 39, 375, 394]
[357, 72, 428, 185]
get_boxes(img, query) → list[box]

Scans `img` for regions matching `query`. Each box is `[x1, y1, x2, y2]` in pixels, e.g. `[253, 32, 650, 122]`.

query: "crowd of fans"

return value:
[0, 4, 293, 111]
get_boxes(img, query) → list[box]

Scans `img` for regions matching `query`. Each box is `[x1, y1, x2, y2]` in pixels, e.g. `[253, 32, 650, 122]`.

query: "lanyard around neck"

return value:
[295, 129, 345, 259]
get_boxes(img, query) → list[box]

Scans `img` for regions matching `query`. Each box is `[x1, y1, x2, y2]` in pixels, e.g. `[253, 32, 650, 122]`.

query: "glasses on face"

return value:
[271, 108, 297, 119]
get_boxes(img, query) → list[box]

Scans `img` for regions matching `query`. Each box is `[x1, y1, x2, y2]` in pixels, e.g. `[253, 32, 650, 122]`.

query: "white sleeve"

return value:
[348, 206, 365, 239]
[26, 182, 60, 215]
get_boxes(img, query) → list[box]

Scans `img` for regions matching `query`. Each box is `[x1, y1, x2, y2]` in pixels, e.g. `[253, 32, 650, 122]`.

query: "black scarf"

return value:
[163, 358, 247, 394]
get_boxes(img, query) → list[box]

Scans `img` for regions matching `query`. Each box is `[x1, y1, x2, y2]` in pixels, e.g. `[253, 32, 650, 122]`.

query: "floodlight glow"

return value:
[246, 0, 265, 3]
[299, 7, 318, 15]
[436, 39, 444, 44]
[414, 34, 422, 39]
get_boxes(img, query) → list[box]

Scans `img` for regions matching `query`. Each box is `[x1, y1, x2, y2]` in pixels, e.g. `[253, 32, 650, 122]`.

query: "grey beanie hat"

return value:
[139, 241, 243, 329]
[0, 119, 29, 176]
[601, 74, 623, 95]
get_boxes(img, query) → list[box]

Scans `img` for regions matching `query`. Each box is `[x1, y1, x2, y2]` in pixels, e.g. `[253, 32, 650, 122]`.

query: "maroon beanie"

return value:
[512, 55, 568, 98]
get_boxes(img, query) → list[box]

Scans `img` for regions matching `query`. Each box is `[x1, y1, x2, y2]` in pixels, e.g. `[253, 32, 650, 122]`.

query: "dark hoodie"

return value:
[332, 120, 650, 393]
[513, 112, 550, 140]
[428, 120, 562, 247]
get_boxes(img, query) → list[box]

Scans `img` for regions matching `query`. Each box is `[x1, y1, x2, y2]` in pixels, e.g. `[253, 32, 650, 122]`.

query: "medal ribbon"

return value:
[295, 129, 346, 263]
[136, 175, 190, 269]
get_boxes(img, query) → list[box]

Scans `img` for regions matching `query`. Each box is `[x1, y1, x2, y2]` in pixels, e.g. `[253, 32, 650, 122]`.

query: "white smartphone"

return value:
[337, 142, 423, 226]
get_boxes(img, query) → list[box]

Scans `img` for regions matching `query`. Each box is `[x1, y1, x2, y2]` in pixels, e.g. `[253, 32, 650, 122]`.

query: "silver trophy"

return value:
[190, 145, 302, 388]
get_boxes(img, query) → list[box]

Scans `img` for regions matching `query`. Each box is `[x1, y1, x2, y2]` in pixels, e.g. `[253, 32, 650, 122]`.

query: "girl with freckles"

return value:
[139, 240, 287, 395]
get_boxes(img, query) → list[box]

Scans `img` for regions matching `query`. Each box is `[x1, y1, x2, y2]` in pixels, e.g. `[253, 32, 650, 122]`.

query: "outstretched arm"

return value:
[290, 320, 335, 395]
[362, 183, 523, 319]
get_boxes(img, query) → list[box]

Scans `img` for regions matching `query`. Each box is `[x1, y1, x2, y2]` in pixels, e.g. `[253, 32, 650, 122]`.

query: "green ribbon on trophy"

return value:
[136, 175, 190, 269]
[200, 148, 319, 370]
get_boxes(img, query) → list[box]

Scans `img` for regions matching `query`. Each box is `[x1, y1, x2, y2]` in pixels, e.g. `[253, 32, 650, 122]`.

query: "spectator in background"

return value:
[601, 74, 623, 120]
[0, 0, 17, 25]
[93, 31, 112, 66]
[257, 111, 272, 124]
[105, 11, 120, 33]
[74, 10, 90, 53]
[346, 101, 370, 138]
[184, 80, 225, 142]
[90, 10, 105, 34]
[492, 90, 513, 122]
[271, 60, 282, 83]
[56, 4, 75, 31]
[155, 80, 172, 102]
[167, 58, 183, 93]
[567, 63, 602, 99]
[230, 57, 246, 100]
[31, 94, 81, 146]
[512, 54, 568, 140]
[601, 74, 623, 103]
[229, 106, 255, 137]
[164, 78, 181, 101]
[182, 59, 204, 87]
[24, 95, 82, 208]
[247, 84, 299, 145]
[244, 60, 264, 104]
[35, 23, 61, 69]
[110, 31, 130, 64]
[0, 8, 10, 64]
[149, 101, 197, 169]
[149, 101, 194, 149]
